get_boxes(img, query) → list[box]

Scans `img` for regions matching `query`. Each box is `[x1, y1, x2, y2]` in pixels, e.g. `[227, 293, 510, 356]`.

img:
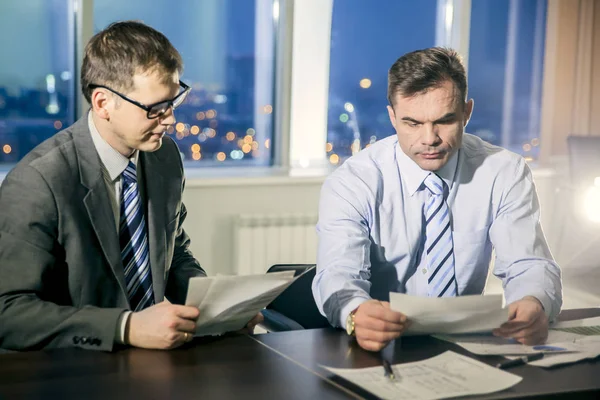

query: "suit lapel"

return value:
[73, 117, 129, 304]
[139, 151, 167, 303]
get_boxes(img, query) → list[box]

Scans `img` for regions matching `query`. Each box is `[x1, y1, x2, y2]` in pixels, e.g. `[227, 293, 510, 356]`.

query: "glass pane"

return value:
[326, 0, 437, 165]
[94, 0, 275, 167]
[468, 0, 547, 161]
[0, 0, 76, 166]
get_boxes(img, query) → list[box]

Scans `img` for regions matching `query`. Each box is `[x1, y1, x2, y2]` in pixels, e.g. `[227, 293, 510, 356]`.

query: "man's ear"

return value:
[463, 98, 474, 127]
[90, 89, 112, 120]
[387, 105, 397, 129]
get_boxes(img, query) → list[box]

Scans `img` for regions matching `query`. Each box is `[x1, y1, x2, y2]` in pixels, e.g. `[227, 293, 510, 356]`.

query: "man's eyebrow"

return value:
[434, 113, 457, 122]
[400, 117, 422, 124]
[400, 113, 457, 124]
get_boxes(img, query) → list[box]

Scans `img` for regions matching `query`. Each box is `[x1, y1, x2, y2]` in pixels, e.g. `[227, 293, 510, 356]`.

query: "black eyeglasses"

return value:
[88, 80, 191, 119]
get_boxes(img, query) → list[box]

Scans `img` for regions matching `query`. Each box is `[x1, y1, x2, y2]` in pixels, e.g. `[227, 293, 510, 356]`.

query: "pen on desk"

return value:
[382, 358, 396, 381]
[495, 353, 544, 369]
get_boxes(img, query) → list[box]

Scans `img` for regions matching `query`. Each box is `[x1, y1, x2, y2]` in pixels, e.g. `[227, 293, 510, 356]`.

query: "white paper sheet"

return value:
[390, 293, 508, 335]
[506, 336, 600, 367]
[322, 351, 522, 400]
[185, 270, 296, 336]
[435, 330, 585, 355]
[550, 316, 600, 335]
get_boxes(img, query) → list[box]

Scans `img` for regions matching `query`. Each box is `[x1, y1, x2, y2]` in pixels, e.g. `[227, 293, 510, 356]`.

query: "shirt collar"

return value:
[88, 111, 138, 181]
[396, 143, 459, 196]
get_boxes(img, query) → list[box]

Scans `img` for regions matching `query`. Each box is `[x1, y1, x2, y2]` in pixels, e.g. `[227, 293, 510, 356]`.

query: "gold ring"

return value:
[184, 332, 190, 341]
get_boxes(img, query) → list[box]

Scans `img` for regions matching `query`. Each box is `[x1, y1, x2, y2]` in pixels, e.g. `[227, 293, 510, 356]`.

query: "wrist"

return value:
[523, 296, 544, 309]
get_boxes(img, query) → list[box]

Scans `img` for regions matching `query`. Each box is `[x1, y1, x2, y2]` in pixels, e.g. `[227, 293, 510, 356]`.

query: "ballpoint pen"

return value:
[382, 358, 396, 381]
[496, 353, 544, 369]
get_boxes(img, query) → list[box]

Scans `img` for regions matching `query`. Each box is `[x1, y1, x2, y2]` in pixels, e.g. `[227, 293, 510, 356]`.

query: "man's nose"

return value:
[421, 123, 441, 146]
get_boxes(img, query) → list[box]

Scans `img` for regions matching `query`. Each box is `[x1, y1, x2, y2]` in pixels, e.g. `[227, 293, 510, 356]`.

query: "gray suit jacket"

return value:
[0, 117, 206, 351]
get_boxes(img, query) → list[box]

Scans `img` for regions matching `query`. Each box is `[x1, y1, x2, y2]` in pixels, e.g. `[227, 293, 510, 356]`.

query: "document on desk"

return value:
[551, 316, 600, 336]
[185, 271, 296, 336]
[435, 329, 585, 355]
[389, 293, 508, 335]
[504, 336, 600, 367]
[322, 351, 521, 400]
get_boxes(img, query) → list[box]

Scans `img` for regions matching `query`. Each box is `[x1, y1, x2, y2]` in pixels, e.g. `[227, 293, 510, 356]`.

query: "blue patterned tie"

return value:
[120, 161, 154, 311]
[424, 173, 457, 297]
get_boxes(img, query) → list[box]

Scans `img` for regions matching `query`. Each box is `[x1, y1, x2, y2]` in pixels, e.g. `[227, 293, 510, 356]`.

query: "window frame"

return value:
[1, 0, 552, 176]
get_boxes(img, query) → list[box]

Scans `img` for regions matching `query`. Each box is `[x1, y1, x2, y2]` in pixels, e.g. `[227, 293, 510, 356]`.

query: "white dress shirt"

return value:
[88, 111, 138, 344]
[312, 133, 562, 328]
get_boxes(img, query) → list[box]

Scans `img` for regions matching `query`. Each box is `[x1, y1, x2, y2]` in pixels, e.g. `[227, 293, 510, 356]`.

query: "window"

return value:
[324, 0, 547, 165]
[0, 0, 76, 165]
[94, 0, 276, 167]
[326, 0, 438, 164]
[0, 0, 276, 168]
[467, 0, 547, 161]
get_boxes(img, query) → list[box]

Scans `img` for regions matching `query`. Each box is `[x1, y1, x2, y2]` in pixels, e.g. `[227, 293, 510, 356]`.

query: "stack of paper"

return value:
[390, 293, 508, 335]
[323, 351, 522, 400]
[185, 271, 296, 336]
[551, 316, 600, 336]
[436, 317, 600, 367]
[435, 329, 583, 356]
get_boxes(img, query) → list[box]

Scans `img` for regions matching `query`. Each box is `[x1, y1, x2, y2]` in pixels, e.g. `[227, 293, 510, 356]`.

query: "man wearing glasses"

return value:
[0, 21, 261, 351]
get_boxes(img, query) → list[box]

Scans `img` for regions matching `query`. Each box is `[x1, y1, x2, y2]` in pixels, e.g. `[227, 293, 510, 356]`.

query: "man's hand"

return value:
[353, 300, 409, 352]
[237, 312, 265, 335]
[493, 296, 548, 345]
[126, 302, 200, 349]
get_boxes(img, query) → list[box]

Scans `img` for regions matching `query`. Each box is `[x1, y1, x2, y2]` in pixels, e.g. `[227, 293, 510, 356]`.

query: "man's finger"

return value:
[182, 331, 194, 343]
[506, 304, 518, 320]
[357, 338, 388, 352]
[249, 313, 264, 325]
[173, 305, 201, 320]
[508, 323, 548, 345]
[356, 327, 402, 343]
[175, 319, 197, 333]
[494, 320, 532, 335]
[363, 304, 406, 324]
[495, 312, 541, 335]
[355, 314, 407, 333]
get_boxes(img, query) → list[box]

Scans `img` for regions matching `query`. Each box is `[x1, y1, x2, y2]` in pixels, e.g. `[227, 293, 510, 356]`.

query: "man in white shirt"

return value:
[312, 47, 562, 352]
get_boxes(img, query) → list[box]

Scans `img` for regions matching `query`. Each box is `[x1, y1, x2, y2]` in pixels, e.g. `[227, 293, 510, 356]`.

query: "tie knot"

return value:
[122, 161, 137, 183]
[424, 173, 445, 196]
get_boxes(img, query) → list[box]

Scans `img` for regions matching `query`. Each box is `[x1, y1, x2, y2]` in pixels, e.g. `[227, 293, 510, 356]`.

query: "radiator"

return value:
[233, 213, 319, 275]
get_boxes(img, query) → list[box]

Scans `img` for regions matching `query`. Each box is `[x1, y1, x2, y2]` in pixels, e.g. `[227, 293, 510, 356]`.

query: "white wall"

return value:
[182, 175, 323, 276]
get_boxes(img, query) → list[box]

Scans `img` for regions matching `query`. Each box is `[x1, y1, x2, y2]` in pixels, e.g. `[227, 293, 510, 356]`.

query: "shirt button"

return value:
[422, 268, 428, 275]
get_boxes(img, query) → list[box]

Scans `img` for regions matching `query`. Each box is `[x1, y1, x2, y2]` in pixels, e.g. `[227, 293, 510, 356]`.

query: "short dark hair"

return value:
[81, 20, 183, 103]
[387, 47, 467, 107]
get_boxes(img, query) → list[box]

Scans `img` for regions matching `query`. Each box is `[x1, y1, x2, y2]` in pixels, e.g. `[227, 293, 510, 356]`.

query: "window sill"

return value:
[183, 166, 332, 187]
[0, 163, 560, 187]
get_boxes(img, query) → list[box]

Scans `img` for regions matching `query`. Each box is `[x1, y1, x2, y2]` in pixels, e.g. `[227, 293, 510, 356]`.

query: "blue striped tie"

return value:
[120, 161, 154, 311]
[423, 173, 457, 297]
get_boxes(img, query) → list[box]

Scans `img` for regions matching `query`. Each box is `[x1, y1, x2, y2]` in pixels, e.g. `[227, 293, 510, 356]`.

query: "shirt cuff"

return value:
[115, 311, 132, 345]
[506, 290, 557, 321]
[338, 296, 370, 328]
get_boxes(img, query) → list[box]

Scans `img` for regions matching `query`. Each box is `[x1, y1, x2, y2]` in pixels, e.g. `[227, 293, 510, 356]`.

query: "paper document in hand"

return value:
[185, 270, 296, 336]
[322, 351, 521, 400]
[390, 293, 508, 335]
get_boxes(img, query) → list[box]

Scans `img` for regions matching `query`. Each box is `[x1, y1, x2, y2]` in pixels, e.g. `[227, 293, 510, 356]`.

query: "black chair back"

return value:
[266, 264, 330, 329]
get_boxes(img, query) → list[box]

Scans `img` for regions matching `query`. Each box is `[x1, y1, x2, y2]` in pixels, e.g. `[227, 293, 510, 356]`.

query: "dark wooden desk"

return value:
[0, 334, 354, 400]
[2, 308, 600, 400]
[254, 308, 600, 400]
